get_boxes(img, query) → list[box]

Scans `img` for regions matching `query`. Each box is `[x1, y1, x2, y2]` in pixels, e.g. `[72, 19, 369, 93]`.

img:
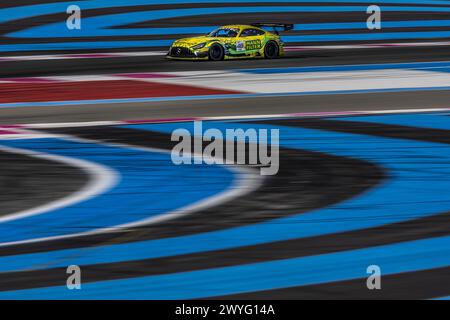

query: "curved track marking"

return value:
[65, 136, 265, 231]
[1, 235, 449, 299]
[0, 144, 118, 225]
[1, 113, 449, 298]
[2, 120, 450, 274]
[10, 7, 450, 39]
[0, 132, 262, 250]
[2, 1, 450, 52]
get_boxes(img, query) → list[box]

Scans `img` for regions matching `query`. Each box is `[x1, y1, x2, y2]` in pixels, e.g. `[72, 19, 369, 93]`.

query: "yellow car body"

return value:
[166, 24, 292, 61]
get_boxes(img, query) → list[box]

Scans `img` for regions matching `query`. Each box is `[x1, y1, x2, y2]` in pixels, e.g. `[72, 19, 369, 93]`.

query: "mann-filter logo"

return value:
[171, 121, 279, 176]
[245, 39, 262, 50]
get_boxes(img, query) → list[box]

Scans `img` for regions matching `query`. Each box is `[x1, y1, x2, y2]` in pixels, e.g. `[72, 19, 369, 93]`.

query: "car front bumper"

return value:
[166, 46, 208, 60]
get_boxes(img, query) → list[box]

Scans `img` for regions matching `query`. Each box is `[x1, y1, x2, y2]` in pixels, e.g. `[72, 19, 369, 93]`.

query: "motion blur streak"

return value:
[0, 0, 449, 300]
[1, 0, 450, 53]
[1, 114, 450, 299]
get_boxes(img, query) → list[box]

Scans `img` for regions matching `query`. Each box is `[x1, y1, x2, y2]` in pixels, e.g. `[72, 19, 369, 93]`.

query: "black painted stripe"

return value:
[129, 12, 450, 29]
[1, 121, 448, 294]
[4, 26, 450, 46]
[2, 5, 450, 38]
[253, 118, 450, 145]
[0, 46, 450, 74]
[0, 149, 88, 218]
[216, 266, 450, 299]
[0, 121, 448, 294]
[0, 207, 448, 292]
[0, 125, 382, 256]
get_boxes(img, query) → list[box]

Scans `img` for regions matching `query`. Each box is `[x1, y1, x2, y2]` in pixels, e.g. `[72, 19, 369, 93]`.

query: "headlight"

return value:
[192, 43, 206, 50]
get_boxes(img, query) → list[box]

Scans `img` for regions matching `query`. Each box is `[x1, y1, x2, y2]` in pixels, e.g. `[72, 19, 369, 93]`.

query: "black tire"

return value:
[208, 43, 225, 61]
[264, 41, 279, 59]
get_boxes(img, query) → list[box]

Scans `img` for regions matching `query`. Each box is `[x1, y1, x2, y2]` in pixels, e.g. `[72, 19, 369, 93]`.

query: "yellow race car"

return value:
[166, 23, 293, 61]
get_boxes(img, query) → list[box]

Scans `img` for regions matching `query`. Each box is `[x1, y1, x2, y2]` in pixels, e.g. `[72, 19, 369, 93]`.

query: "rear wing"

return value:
[251, 23, 294, 35]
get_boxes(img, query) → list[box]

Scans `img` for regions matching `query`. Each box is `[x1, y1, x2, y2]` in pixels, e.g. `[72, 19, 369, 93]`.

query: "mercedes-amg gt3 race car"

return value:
[167, 23, 293, 61]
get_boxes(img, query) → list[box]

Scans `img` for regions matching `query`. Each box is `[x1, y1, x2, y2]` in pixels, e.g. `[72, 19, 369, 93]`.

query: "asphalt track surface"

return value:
[1, 46, 450, 124]
[1, 44, 450, 299]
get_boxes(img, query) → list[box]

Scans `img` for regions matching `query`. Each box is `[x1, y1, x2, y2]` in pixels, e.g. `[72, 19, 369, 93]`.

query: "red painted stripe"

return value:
[0, 129, 19, 135]
[118, 73, 178, 79]
[3, 77, 59, 83]
[0, 80, 241, 103]
[0, 125, 23, 128]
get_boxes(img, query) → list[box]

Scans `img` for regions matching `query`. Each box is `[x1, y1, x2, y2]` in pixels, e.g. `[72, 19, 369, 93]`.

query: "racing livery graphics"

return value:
[167, 24, 293, 61]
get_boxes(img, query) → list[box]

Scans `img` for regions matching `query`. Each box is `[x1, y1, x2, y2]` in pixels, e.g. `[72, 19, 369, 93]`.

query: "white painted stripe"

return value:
[0, 134, 24, 139]
[104, 145, 264, 230]
[2, 107, 449, 131]
[26, 121, 121, 129]
[0, 132, 263, 247]
[3, 60, 449, 85]
[0, 133, 57, 140]
[147, 69, 450, 94]
[44, 75, 124, 82]
[0, 141, 119, 225]
[1, 106, 447, 246]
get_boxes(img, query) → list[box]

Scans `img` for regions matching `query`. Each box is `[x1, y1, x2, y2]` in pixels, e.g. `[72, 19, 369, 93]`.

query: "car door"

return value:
[239, 28, 264, 54]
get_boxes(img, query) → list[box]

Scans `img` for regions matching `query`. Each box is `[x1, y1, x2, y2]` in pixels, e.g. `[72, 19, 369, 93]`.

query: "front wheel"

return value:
[208, 44, 225, 61]
[264, 41, 279, 59]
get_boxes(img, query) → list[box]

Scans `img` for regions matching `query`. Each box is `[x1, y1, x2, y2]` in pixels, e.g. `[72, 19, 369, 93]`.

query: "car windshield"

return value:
[208, 28, 239, 38]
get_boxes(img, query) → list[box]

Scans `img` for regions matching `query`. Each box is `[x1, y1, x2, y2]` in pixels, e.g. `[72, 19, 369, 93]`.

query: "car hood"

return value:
[171, 36, 219, 47]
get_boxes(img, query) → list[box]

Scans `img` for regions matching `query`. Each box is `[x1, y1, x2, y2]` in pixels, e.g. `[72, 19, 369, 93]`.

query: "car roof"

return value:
[220, 25, 266, 31]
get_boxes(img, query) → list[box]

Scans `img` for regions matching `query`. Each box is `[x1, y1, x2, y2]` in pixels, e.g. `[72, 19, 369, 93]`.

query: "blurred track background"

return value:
[0, 0, 450, 299]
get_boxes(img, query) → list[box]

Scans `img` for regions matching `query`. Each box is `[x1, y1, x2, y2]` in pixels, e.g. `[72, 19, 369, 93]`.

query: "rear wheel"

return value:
[264, 41, 279, 59]
[208, 44, 225, 61]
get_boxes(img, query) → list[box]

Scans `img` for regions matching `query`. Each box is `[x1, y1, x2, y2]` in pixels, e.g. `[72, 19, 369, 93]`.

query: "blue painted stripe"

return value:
[282, 30, 450, 42]
[0, 6, 423, 27]
[3, 5, 450, 52]
[3, 2, 450, 52]
[414, 66, 450, 73]
[1, 235, 449, 299]
[1, 86, 450, 109]
[0, 138, 235, 245]
[333, 114, 450, 130]
[11, 20, 450, 38]
[2, 121, 450, 272]
[3, 31, 450, 52]
[0, 40, 175, 52]
[2, 1, 450, 24]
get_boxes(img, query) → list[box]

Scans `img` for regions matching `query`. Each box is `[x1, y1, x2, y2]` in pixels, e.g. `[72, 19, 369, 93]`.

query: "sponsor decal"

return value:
[245, 39, 262, 50]
[236, 40, 245, 51]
